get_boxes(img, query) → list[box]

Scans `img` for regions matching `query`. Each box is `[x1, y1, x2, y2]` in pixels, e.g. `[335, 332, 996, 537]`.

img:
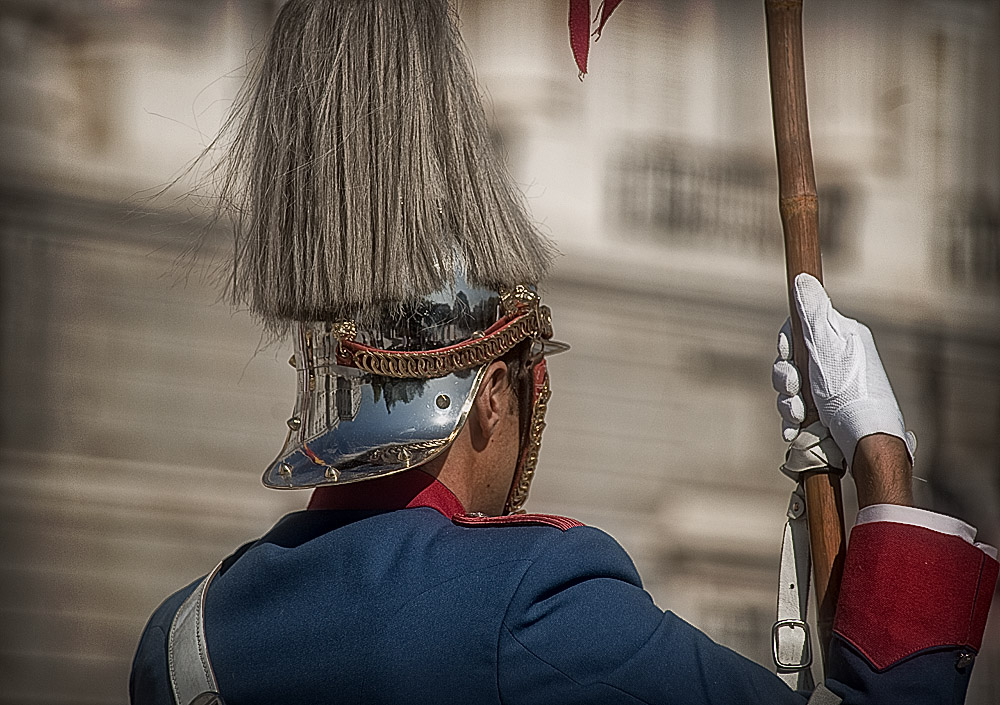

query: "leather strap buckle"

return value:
[772, 618, 813, 670]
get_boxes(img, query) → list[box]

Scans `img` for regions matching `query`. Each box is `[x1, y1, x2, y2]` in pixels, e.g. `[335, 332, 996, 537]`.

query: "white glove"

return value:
[772, 273, 916, 469]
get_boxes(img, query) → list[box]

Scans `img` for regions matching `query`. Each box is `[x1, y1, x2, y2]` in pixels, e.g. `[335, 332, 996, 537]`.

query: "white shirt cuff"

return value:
[855, 504, 998, 560]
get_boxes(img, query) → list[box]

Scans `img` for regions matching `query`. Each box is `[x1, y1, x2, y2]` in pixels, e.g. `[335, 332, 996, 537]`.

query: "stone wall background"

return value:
[1, 1, 997, 703]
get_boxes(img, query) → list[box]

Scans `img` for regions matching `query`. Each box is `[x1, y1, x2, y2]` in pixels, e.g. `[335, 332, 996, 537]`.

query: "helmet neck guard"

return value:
[263, 275, 566, 514]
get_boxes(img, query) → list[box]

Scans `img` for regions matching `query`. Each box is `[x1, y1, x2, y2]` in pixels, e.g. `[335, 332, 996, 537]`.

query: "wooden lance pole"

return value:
[565, 0, 847, 668]
[764, 0, 846, 667]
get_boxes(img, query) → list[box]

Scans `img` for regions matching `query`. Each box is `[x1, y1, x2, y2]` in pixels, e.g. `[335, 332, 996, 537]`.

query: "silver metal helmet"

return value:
[262, 272, 567, 512]
[222, 1, 564, 513]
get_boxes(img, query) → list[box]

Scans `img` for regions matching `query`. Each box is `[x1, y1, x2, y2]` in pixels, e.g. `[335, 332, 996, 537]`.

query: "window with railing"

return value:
[610, 139, 849, 257]
[945, 194, 1000, 287]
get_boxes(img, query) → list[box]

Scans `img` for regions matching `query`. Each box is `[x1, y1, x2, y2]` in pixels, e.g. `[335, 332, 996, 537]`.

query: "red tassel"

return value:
[569, 0, 625, 77]
[568, 0, 592, 76]
[596, 0, 624, 39]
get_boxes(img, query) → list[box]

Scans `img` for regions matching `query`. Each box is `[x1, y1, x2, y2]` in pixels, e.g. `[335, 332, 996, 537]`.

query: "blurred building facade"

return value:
[1, 0, 997, 703]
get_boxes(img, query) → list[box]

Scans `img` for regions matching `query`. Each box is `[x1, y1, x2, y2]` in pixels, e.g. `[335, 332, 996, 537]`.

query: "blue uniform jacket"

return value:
[131, 471, 997, 704]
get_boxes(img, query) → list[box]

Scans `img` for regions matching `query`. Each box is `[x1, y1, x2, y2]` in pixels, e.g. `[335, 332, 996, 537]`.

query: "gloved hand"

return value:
[772, 273, 916, 469]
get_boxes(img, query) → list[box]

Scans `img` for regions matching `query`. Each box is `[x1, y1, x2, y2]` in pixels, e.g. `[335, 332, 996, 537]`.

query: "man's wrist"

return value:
[852, 433, 914, 508]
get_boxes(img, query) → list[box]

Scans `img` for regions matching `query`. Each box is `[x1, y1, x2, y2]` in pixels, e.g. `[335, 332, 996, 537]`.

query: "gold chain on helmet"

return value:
[504, 375, 551, 514]
[333, 286, 552, 379]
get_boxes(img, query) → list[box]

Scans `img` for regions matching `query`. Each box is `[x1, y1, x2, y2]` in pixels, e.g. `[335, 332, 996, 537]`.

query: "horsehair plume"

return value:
[209, 0, 554, 335]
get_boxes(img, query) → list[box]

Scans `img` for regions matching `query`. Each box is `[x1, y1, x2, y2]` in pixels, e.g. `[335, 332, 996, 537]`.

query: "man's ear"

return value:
[470, 360, 510, 448]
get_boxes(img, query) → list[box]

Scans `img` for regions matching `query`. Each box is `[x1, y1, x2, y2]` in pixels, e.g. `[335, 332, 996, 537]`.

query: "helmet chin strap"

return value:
[503, 359, 551, 515]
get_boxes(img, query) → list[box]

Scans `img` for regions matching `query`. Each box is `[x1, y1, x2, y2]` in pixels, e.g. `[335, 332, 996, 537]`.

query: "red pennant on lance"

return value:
[569, 0, 625, 76]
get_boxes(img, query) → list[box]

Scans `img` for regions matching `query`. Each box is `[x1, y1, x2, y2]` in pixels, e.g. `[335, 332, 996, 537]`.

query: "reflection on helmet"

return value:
[262, 273, 567, 495]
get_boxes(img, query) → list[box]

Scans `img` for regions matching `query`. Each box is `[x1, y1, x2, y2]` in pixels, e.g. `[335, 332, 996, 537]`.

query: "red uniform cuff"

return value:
[833, 521, 999, 670]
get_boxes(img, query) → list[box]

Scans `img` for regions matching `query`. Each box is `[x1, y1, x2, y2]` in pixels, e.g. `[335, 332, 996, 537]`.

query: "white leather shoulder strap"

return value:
[807, 683, 843, 705]
[773, 422, 845, 692]
[773, 483, 815, 690]
[168, 562, 225, 705]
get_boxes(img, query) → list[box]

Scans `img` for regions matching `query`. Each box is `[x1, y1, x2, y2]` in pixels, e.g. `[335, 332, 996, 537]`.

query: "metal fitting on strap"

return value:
[772, 618, 813, 670]
[781, 420, 846, 480]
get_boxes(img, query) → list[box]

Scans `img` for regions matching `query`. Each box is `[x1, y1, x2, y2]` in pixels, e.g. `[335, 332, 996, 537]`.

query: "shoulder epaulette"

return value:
[452, 513, 584, 531]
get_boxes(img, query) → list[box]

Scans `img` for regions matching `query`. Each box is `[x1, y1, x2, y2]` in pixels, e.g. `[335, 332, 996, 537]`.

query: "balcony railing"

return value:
[610, 139, 848, 258]
[945, 194, 1000, 287]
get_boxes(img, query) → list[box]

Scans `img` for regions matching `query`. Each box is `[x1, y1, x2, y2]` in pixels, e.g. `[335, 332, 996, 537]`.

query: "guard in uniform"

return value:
[130, 2, 997, 704]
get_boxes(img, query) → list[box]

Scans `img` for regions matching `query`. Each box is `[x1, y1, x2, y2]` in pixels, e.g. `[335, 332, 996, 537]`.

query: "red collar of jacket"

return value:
[307, 470, 465, 519]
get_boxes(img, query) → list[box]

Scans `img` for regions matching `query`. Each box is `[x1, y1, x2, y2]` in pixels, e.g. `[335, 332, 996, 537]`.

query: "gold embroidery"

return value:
[336, 287, 550, 379]
[505, 376, 551, 514]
